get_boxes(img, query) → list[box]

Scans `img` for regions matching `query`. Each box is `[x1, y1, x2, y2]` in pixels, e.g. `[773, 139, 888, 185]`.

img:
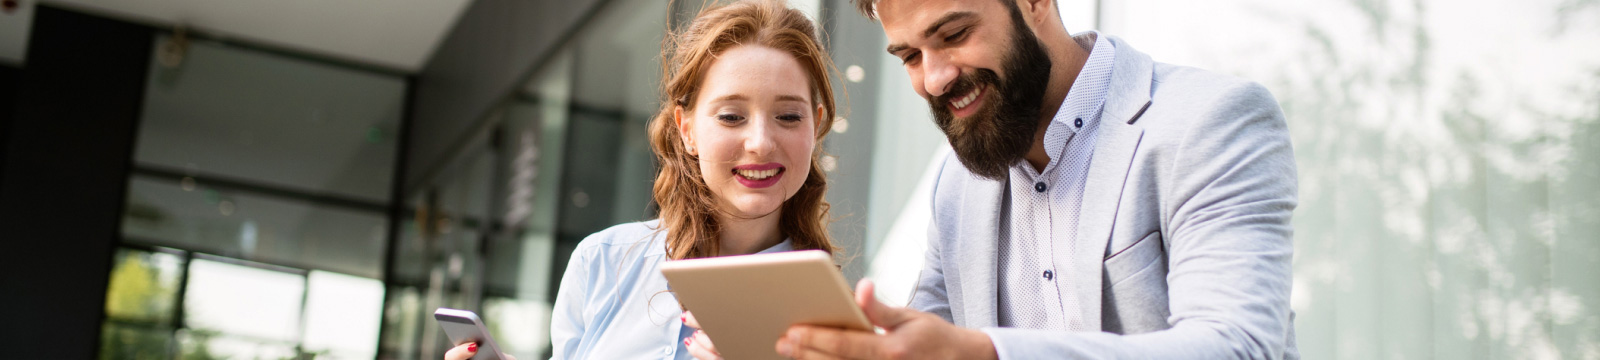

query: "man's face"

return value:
[878, 0, 1053, 180]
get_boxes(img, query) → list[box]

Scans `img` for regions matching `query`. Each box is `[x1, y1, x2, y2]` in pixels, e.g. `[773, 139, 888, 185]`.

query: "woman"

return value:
[445, 0, 842, 359]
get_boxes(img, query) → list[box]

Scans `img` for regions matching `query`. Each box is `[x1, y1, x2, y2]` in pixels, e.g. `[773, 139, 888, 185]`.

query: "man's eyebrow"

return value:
[886, 11, 979, 55]
[922, 11, 977, 38]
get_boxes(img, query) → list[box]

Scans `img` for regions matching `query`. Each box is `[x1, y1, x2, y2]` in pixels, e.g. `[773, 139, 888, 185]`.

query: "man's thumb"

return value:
[856, 279, 912, 328]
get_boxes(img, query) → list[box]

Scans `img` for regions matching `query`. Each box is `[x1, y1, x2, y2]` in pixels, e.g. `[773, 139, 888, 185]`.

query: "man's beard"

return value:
[926, 5, 1053, 181]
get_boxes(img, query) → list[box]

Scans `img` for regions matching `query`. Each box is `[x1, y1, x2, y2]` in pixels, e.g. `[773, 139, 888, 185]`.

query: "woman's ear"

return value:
[815, 103, 828, 137]
[674, 105, 696, 156]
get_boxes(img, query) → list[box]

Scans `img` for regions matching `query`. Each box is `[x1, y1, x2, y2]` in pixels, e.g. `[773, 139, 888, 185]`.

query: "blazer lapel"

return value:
[1062, 35, 1155, 331]
[958, 176, 1004, 328]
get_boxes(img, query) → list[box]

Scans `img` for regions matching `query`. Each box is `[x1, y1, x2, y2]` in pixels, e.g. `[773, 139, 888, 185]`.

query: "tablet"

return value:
[661, 249, 871, 360]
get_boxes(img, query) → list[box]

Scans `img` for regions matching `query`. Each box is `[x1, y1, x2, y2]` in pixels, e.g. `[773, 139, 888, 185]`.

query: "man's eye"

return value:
[945, 29, 968, 43]
[901, 52, 920, 65]
[717, 114, 745, 122]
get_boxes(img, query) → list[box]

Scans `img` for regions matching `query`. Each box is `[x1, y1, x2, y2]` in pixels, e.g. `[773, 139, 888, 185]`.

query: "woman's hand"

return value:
[443, 342, 517, 360]
[682, 311, 723, 360]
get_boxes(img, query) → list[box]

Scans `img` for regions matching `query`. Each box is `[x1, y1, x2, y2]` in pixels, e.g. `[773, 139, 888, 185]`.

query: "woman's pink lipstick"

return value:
[732, 163, 784, 189]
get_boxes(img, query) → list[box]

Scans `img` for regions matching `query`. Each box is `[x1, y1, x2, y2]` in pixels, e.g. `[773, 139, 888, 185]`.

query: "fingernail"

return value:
[467, 343, 478, 352]
[681, 315, 686, 322]
[686, 337, 693, 345]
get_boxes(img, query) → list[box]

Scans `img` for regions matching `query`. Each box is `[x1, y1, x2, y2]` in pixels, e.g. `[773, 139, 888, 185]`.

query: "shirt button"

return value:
[1074, 118, 1083, 128]
[1034, 182, 1047, 192]
[1043, 270, 1054, 280]
[663, 346, 673, 355]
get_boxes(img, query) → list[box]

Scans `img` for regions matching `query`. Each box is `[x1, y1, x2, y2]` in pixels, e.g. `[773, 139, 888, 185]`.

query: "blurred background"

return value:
[0, 0, 1594, 359]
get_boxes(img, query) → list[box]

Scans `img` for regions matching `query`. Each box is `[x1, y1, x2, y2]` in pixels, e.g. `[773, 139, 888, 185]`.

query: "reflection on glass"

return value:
[123, 175, 389, 278]
[183, 258, 305, 344]
[104, 248, 184, 322]
[302, 270, 385, 360]
[177, 329, 297, 360]
[483, 297, 551, 360]
[137, 35, 404, 203]
[379, 286, 424, 360]
[99, 322, 174, 360]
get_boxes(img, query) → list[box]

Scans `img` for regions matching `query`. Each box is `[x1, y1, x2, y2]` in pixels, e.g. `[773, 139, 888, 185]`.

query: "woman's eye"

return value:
[716, 113, 745, 123]
[777, 113, 804, 122]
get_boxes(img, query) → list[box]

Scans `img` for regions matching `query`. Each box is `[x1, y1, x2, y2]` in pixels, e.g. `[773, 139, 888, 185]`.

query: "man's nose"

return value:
[922, 54, 958, 98]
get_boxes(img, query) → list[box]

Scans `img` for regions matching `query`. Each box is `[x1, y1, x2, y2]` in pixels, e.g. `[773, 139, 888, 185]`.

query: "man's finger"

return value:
[785, 325, 884, 359]
[856, 279, 915, 329]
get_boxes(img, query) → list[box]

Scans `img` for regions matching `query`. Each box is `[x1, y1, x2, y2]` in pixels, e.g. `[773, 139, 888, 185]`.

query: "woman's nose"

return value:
[744, 117, 778, 155]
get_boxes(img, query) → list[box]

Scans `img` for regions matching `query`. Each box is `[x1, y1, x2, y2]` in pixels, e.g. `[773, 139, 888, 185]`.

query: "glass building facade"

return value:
[0, 0, 1592, 359]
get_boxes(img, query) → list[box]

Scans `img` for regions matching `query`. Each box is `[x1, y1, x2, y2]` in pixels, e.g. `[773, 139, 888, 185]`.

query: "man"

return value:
[771, 0, 1299, 358]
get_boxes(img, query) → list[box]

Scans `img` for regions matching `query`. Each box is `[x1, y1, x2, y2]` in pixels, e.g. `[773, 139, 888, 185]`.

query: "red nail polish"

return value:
[685, 337, 692, 345]
[468, 343, 478, 352]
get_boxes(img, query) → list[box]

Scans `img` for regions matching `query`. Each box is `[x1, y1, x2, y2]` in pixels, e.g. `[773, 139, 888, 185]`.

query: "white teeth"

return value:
[950, 87, 981, 109]
[735, 168, 780, 180]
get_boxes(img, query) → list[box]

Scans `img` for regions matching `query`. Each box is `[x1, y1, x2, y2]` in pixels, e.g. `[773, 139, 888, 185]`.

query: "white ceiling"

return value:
[0, 0, 474, 72]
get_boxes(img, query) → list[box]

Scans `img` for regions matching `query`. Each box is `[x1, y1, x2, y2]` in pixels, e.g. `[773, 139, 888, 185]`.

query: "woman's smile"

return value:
[733, 162, 785, 188]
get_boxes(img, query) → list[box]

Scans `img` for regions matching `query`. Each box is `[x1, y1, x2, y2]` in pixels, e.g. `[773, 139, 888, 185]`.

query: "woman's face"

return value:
[676, 45, 821, 220]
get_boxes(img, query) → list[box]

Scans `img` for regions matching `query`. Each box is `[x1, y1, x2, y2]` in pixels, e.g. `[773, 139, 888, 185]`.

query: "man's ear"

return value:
[1017, 0, 1056, 28]
[674, 105, 696, 155]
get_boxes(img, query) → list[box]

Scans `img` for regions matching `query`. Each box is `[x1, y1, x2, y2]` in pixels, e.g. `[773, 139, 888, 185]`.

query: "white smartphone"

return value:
[433, 308, 508, 360]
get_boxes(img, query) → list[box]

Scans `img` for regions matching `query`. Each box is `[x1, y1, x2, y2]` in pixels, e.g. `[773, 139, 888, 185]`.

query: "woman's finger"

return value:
[693, 330, 718, 355]
[443, 343, 476, 360]
[682, 310, 701, 329]
[685, 333, 723, 360]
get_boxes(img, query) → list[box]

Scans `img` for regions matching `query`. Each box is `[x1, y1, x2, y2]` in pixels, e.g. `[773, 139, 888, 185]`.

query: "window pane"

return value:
[123, 175, 389, 278]
[103, 247, 184, 323]
[99, 323, 174, 360]
[483, 297, 551, 360]
[183, 258, 305, 343]
[136, 35, 404, 203]
[302, 270, 385, 360]
[177, 329, 297, 360]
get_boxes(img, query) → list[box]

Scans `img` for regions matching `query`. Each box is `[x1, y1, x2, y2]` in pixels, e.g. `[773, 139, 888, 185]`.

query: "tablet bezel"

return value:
[661, 249, 871, 360]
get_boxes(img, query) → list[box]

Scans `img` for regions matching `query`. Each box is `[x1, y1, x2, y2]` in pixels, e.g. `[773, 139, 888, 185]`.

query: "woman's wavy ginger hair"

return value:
[650, 0, 840, 260]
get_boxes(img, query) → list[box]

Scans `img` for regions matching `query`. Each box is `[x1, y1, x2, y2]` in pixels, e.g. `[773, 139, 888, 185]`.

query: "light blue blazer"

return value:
[911, 36, 1300, 359]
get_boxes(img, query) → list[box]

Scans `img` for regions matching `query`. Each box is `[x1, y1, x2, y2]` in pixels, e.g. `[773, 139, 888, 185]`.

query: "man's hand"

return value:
[775, 279, 998, 360]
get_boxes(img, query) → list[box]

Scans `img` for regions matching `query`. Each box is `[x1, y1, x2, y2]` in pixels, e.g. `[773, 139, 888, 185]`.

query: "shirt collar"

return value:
[1053, 31, 1117, 134]
[755, 238, 795, 254]
[1012, 31, 1117, 176]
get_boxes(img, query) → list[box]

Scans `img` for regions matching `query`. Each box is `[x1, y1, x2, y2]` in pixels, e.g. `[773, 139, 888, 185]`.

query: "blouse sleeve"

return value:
[548, 244, 594, 359]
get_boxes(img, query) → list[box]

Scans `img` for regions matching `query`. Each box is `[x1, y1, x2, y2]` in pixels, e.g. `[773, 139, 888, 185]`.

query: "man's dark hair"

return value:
[851, 0, 878, 20]
[852, 0, 1046, 21]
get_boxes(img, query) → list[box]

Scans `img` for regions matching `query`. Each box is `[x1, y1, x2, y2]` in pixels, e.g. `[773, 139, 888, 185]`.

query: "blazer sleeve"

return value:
[908, 152, 956, 322]
[982, 80, 1298, 359]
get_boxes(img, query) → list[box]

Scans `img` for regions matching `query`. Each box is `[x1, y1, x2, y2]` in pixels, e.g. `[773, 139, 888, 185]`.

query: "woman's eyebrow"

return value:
[712, 94, 749, 102]
[775, 94, 809, 103]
